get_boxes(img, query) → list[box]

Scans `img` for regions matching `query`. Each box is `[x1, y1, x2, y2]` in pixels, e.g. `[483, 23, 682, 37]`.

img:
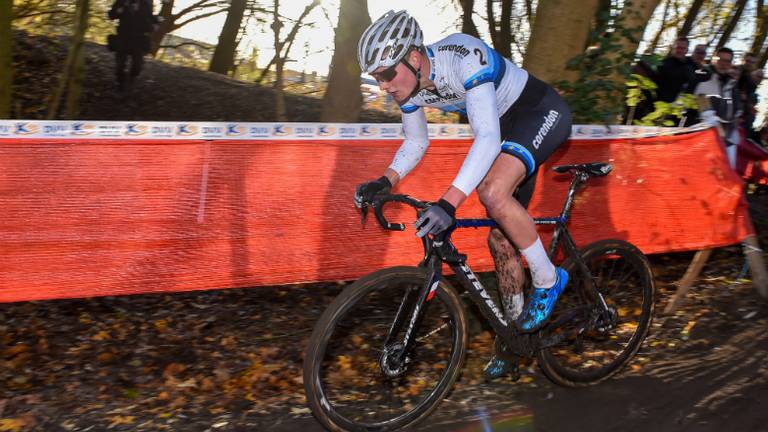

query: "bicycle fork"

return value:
[380, 253, 442, 378]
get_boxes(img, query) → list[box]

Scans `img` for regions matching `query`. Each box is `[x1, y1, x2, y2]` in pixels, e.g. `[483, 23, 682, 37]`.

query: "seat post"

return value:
[559, 172, 588, 221]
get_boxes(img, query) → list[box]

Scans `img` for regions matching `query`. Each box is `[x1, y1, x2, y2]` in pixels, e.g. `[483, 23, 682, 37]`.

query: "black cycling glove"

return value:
[415, 199, 456, 238]
[354, 176, 392, 208]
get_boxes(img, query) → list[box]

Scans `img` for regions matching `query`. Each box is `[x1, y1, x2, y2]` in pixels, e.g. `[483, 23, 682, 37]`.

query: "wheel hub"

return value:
[595, 306, 618, 333]
[380, 343, 409, 378]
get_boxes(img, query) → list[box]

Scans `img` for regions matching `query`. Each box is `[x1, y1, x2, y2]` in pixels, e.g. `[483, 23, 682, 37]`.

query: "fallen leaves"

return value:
[0, 418, 27, 432]
[107, 415, 135, 428]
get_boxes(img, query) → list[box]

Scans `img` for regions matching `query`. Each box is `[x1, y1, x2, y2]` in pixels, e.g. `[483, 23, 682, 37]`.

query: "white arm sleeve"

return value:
[389, 107, 429, 179]
[452, 82, 501, 195]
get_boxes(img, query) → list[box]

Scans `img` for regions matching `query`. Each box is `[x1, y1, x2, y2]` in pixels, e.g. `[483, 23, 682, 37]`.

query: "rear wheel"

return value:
[537, 240, 655, 387]
[303, 266, 468, 431]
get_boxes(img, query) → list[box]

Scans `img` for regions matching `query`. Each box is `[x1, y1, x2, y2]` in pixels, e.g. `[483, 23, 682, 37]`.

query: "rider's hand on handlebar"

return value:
[415, 199, 456, 238]
[354, 176, 392, 209]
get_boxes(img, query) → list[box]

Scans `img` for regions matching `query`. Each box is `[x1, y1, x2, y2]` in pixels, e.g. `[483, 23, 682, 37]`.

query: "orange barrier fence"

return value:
[0, 128, 754, 302]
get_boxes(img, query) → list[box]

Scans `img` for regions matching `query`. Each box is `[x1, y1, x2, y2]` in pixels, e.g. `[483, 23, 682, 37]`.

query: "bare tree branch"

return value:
[173, 0, 228, 21]
[160, 41, 214, 50]
[175, 8, 229, 28]
[256, 0, 319, 84]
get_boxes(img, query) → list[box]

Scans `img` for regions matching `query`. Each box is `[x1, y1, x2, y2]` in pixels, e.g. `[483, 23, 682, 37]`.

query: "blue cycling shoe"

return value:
[483, 354, 521, 381]
[482, 337, 520, 381]
[515, 267, 569, 333]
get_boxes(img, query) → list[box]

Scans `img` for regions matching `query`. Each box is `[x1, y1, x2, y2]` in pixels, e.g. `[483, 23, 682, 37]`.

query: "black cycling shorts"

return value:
[499, 75, 572, 208]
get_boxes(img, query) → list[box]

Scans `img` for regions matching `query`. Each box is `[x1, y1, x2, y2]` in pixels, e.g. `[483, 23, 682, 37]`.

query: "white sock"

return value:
[521, 237, 557, 288]
[509, 292, 524, 320]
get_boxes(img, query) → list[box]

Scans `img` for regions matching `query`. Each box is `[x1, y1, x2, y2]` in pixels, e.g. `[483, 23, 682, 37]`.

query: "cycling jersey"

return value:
[388, 33, 569, 197]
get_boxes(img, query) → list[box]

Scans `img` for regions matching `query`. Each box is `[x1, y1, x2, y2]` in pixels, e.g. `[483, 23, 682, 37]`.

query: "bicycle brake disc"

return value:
[380, 343, 410, 378]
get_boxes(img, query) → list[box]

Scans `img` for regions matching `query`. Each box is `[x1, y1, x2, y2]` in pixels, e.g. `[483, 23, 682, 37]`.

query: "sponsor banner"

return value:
[0, 120, 707, 140]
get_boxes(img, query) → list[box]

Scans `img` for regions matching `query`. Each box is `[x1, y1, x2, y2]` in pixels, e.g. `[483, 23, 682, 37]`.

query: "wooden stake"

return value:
[742, 235, 768, 300]
[664, 249, 713, 314]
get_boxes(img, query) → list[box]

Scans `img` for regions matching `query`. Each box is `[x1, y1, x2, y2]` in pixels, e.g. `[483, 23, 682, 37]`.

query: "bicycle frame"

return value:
[386, 171, 611, 361]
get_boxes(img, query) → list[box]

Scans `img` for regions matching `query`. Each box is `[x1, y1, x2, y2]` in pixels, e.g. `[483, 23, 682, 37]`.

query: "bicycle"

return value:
[303, 162, 656, 432]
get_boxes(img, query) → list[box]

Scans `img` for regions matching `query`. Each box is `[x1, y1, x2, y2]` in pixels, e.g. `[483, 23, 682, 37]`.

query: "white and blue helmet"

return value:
[357, 10, 424, 74]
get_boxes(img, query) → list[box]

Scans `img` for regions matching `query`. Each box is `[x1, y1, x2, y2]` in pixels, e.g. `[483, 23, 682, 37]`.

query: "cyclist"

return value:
[354, 10, 572, 380]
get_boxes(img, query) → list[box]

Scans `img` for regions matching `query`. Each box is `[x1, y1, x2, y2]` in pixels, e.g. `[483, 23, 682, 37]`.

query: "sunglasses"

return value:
[372, 62, 401, 83]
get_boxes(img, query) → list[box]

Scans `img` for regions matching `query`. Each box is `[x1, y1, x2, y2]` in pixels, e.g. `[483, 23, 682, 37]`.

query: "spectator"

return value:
[688, 44, 711, 86]
[108, 0, 156, 93]
[691, 44, 708, 68]
[679, 44, 712, 126]
[694, 47, 741, 167]
[655, 36, 698, 103]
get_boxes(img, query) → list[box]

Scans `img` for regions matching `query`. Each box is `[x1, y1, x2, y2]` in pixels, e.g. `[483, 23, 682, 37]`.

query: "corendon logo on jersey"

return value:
[532, 110, 560, 149]
[437, 44, 470, 57]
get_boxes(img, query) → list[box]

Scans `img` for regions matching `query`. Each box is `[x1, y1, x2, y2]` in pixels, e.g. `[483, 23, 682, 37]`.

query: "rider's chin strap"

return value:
[400, 49, 423, 99]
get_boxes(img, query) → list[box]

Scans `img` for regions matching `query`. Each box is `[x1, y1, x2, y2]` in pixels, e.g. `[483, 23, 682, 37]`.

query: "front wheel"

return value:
[303, 266, 468, 432]
[537, 239, 655, 387]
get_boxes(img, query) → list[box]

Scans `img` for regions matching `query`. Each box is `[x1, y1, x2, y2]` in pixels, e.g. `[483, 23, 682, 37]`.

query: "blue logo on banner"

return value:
[317, 125, 336, 136]
[227, 124, 244, 136]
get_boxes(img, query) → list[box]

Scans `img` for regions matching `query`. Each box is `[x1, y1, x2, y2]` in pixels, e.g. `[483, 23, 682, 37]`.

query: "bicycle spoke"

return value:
[538, 240, 654, 386]
[306, 268, 465, 429]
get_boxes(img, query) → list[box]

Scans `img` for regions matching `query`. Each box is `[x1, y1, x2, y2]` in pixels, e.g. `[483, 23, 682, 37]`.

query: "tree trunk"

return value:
[47, 0, 89, 119]
[321, 0, 370, 122]
[272, 0, 285, 121]
[759, 39, 768, 69]
[486, 0, 498, 49]
[458, 0, 480, 38]
[150, 0, 175, 55]
[523, 0, 600, 84]
[592, 0, 612, 44]
[499, 0, 512, 58]
[65, 0, 89, 118]
[679, 0, 705, 37]
[614, 0, 660, 58]
[484, 0, 512, 56]
[209, 0, 247, 75]
[0, 0, 12, 118]
[752, 0, 767, 55]
[715, 0, 748, 52]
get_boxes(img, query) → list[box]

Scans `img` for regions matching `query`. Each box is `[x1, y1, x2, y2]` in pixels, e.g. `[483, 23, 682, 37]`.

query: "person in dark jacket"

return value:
[108, 0, 155, 92]
[655, 36, 699, 103]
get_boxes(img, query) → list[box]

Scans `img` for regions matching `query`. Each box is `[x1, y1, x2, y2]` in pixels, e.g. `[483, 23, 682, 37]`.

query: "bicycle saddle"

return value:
[552, 162, 612, 177]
